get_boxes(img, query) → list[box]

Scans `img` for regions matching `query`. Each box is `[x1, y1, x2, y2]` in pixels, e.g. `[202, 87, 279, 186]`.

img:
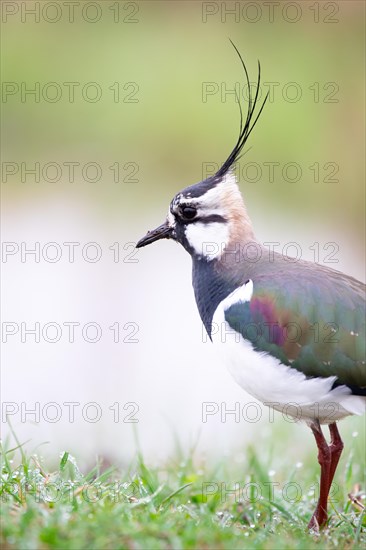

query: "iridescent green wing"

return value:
[224, 269, 366, 388]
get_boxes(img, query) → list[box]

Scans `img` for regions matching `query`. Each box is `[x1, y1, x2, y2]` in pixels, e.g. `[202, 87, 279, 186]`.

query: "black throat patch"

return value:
[191, 256, 244, 339]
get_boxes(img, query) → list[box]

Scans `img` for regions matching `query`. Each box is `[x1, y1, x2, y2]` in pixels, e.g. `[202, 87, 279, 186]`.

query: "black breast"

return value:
[191, 257, 244, 339]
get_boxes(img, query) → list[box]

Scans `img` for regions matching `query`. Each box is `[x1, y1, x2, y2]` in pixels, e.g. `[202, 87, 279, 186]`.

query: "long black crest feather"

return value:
[216, 41, 269, 178]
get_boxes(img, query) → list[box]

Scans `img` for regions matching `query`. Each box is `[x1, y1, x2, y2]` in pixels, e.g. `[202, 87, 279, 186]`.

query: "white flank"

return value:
[212, 280, 366, 424]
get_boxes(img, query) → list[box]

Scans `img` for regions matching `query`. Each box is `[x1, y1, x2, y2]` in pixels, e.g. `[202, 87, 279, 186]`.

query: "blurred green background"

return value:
[3, 1, 365, 230]
[1, 1, 365, 463]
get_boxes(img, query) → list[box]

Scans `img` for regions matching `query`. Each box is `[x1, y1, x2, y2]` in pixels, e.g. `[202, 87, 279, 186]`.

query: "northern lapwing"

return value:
[136, 45, 366, 530]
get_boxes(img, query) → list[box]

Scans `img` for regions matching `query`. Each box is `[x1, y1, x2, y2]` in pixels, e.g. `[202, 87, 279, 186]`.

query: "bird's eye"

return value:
[181, 206, 197, 220]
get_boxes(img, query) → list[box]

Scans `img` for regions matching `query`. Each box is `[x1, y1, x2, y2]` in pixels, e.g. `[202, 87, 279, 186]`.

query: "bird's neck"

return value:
[191, 191, 260, 336]
[192, 254, 248, 339]
[226, 206, 257, 248]
[220, 180, 257, 248]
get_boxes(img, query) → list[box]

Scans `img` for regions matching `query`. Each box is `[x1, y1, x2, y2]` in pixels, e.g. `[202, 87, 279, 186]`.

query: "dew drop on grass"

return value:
[352, 431, 358, 437]
[268, 469, 276, 477]
[295, 462, 303, 469]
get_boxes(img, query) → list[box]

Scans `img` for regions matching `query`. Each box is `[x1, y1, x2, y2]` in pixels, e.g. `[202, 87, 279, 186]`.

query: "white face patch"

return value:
[170, 172, 250, 260]
[185, 221, 230, 260]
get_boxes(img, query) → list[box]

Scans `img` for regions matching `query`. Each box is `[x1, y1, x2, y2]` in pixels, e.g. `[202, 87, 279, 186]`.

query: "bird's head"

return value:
[136, 44, 268, 263]
[136, 171, 254, 261]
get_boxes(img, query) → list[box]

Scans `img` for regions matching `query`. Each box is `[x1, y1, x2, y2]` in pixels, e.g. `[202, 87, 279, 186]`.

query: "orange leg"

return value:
[327, 422, 344, 494]
[308, 421, 344, 530]
[308, 421, 331, 529]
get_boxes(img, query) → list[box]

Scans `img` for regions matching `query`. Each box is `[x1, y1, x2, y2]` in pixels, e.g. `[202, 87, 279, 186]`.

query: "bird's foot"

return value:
[307, 508, 327, 532]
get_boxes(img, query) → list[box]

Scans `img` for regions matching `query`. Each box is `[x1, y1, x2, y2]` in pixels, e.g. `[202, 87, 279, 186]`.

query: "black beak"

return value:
[136, 220, 173, 248]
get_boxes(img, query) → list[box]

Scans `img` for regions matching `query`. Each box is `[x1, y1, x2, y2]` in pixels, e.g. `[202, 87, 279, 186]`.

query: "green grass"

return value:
[1, 427, 365, 550]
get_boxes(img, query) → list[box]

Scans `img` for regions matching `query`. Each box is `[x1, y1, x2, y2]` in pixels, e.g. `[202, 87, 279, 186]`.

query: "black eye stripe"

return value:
[182, 214, 227, 225]
[171, 202, 226, 225]
[197, 214, 227, 224]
